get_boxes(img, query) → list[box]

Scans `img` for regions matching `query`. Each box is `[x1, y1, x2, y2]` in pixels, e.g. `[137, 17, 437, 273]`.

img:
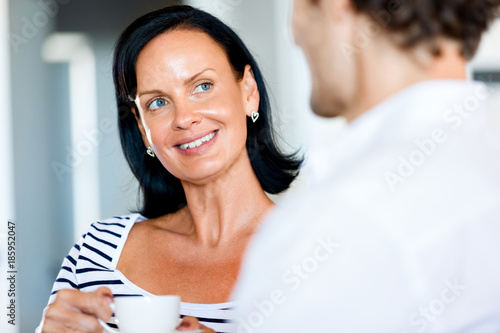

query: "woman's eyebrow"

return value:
[137, 68, 216, 98]
[137, 89, 165, 98]
[184, 68, 215, 85]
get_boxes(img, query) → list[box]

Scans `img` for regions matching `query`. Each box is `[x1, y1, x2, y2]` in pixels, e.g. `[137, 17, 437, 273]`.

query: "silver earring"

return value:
[146, 147, 155, 157]
[251, 111, 259, 123]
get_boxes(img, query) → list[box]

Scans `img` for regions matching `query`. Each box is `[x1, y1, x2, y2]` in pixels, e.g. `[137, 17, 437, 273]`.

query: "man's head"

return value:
[292, 0, 500, 119]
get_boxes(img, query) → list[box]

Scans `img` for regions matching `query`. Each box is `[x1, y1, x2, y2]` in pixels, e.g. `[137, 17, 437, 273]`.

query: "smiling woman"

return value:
[132, 29, 258, 187]
[116, 7, 302, 218]
[37, 5, 302, 333]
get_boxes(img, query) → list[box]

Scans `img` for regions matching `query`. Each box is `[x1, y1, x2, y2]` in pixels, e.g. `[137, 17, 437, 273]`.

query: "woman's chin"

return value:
[177, 165, 227, 186]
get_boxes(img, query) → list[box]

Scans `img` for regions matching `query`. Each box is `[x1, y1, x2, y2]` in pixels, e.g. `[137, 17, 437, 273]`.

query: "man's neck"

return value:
[344, 38, 467, 123]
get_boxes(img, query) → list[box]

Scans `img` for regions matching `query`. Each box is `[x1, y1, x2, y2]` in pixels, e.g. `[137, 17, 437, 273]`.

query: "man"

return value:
[233, 0, 500, 332]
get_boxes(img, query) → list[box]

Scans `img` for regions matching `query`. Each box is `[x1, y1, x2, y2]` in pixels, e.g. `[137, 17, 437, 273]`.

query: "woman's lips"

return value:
[177, 130, 217, 150]
[175, 130, 219, 156]
[174, 129, 218, 147]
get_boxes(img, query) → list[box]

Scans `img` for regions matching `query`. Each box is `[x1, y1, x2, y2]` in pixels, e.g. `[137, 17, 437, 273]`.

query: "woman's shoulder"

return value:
[98, 213, 146, 224]
[86, 213, 146, 234]
[75, 213, 147, 267]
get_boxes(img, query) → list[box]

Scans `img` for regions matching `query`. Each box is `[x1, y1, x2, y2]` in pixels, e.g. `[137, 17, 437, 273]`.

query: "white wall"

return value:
[9, 1, 61, 330]
[469, 19, 500, 125]
[0, 0, 17, 332]
[41, 32, 101, 242]
[470, 19, 500, 71]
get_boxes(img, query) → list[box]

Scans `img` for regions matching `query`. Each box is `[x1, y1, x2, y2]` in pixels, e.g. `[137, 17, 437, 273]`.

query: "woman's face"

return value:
[134, 29, 259, 184]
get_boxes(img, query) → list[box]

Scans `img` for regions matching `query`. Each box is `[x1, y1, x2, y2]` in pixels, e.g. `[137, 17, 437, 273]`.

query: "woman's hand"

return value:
[177, 316, 216, 333]
[42, 287, 113, 333]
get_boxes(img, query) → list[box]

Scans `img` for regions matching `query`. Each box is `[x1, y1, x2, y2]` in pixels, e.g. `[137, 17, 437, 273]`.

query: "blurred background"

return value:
[0, 0, 499, 331]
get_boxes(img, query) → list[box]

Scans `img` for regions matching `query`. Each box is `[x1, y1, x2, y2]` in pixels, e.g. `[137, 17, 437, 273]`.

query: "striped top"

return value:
[36, 213, 237, 333]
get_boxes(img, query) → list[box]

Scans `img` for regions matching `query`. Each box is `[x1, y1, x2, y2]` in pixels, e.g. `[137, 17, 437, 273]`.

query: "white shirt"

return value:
[232, 80, 500, 333]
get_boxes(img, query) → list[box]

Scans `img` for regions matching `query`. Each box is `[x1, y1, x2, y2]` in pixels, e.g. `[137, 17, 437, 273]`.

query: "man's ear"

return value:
[241, 65, 260, 117]
[325, 0, 355, 22]
[131, 106, 150, 148]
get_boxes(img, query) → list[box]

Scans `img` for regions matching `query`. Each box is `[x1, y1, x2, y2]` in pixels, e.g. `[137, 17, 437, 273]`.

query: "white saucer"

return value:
[174, 330, 203, 333]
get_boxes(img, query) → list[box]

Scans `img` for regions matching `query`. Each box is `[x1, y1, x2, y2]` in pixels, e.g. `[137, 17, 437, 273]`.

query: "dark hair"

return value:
[353, 0, 500, 59]
[113, 5, 303, 218]
[309, 0, 500, 59]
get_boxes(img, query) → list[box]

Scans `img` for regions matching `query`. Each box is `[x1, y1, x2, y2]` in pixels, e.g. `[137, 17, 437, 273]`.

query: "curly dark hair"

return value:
[352, 0, 500, 59]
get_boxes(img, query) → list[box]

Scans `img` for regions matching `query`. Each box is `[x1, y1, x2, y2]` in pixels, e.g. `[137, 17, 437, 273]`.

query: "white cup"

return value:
[98, 295, 181, 333]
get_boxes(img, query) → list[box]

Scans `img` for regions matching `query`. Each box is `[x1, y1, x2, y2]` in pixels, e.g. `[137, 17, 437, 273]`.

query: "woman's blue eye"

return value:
[149, 98, 166, 110]
[194, 83, 212, 93]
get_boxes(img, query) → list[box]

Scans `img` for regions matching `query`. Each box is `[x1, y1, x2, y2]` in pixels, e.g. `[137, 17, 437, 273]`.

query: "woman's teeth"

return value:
[178, 131, 216, 150]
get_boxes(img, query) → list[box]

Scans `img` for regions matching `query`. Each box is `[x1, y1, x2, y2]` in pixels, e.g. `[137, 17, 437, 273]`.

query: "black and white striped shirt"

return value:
[36, 214, 237, 333]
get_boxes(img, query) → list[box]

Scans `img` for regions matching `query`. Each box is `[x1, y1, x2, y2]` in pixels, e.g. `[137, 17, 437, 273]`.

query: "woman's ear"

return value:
[241, 65, 260, 117]
[131, 106, 150, 148]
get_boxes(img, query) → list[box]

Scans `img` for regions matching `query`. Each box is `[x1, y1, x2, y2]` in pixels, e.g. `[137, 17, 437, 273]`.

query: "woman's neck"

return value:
[176, 151, 274, 247]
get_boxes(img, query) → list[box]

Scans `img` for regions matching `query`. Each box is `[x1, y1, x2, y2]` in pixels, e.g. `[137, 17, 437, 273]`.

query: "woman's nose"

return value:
[171, 102, 202, 130]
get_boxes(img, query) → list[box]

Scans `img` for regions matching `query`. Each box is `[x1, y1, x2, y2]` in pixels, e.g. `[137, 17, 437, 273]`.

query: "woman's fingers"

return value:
[177, 316, 216, 332]
[40, 319, 78, 333]
[42, 288, 114, 332]
[59, 288, 113, 319]
[43, 309, 101, 332]
[94, 287, 114, 304]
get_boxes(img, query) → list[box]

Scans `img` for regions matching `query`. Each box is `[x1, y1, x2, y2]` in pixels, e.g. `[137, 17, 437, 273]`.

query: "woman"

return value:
[37, 5, 302, 333]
